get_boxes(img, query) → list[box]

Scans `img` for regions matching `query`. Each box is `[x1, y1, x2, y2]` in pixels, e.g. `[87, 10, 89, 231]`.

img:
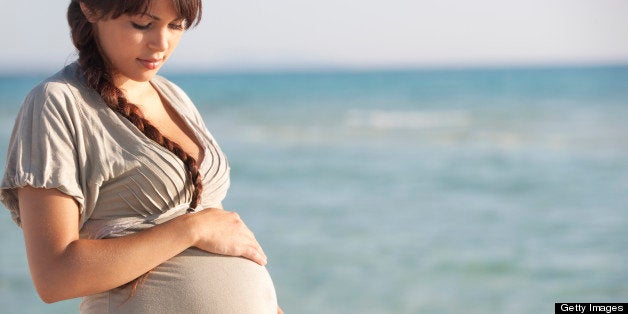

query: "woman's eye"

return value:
[169, 23, 184, 31]
[132, 22, 151, 30]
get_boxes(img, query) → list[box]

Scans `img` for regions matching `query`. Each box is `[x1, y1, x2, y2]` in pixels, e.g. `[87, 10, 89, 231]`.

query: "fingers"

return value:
[240, 235, 267, 266]
[194, 207, 268, 265]
[244, 245, 268, 266]
[240, 247, 268, 266]
[230, 211, 267, 264]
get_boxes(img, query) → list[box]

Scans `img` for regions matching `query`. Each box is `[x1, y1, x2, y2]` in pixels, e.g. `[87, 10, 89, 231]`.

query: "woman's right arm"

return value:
[18, 186, 266, 303]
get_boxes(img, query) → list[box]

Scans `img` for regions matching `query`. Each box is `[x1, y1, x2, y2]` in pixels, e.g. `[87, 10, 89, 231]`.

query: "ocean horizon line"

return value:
[1, 59, 628, 78]
[163, 61, 628, 78]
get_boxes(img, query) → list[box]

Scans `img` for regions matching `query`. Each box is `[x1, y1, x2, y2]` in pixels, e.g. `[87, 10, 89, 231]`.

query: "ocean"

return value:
[1, 64, 627, 313]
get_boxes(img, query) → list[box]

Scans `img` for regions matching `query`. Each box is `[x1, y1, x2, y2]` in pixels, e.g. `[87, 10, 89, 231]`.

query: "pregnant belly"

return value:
[80, 248, 277, 314]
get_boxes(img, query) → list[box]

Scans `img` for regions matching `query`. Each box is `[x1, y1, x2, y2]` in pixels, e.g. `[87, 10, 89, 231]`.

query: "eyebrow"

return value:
[143, 13, 184, 22]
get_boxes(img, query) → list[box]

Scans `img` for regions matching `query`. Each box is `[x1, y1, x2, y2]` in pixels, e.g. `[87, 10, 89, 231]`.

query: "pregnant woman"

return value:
[0, 0, 281, 313]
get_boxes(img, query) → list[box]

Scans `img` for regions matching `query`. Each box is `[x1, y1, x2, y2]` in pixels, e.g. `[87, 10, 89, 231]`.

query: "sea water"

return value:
[0, 65, 627, 313]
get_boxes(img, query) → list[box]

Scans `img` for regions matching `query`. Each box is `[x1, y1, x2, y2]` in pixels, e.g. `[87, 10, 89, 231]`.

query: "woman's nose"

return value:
[148, 28, 169, 51]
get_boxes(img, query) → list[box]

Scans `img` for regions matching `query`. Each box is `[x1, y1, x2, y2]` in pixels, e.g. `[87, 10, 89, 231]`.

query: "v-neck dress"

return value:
[0, 63, 277, 313]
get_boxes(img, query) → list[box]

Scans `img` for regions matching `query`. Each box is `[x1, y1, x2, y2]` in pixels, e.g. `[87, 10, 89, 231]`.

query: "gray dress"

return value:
[0, 63, 277, 313]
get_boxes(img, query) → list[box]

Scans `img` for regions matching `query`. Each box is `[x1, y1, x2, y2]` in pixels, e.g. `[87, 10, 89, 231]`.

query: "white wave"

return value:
[346, 109, 470, 130]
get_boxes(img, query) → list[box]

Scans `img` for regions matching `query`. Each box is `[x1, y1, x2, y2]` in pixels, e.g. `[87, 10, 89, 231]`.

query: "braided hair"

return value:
[67, 0, 203, 296]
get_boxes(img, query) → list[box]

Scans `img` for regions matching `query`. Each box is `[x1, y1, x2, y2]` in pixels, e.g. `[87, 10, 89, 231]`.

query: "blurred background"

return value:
[1, 0, 627, 313]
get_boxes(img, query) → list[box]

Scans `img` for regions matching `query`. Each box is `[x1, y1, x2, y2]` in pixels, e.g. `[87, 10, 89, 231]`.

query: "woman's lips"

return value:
[137, 58, 164, 70]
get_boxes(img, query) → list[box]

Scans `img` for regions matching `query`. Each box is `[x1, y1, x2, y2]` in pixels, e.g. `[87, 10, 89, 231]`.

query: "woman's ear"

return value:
[79, 2, 98, 23]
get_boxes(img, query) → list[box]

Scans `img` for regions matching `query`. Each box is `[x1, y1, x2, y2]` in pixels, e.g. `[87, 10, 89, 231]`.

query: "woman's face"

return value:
[89, 0, 185, 85]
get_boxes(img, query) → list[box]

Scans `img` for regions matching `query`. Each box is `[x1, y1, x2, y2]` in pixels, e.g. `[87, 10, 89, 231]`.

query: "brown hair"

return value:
[67, 0, 203, 296]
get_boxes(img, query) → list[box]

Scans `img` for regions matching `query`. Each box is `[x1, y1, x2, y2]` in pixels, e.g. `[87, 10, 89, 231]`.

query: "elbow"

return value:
[32, 277, 73, 304]
[37, 291, 60, 304]
[35, 285, 64, 304]
[29, 258, 82, 303]
[40, 295, 60, 305]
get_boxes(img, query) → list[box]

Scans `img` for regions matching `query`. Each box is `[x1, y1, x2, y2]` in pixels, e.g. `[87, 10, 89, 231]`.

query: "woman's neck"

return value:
[115, 77, 155, 105]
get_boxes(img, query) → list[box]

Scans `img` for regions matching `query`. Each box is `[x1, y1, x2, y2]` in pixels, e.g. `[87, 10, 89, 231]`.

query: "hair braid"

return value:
[111, 95, 204, 210]
[67, 0, 203, 296]
[69, 1, 202, 210]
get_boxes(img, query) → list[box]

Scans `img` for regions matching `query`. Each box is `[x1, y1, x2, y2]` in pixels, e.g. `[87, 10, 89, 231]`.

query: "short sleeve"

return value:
[0, 82, 85, 226]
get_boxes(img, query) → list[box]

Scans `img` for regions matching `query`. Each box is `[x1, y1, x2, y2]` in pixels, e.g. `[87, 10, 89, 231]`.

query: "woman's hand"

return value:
[188, 207, 268, 266]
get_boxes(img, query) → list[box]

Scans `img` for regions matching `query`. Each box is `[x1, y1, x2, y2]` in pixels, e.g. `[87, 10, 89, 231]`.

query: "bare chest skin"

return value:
[130, 86, 204, 164]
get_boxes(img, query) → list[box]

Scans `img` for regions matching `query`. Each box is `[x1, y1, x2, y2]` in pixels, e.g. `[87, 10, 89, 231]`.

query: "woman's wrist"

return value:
[172, 212, 201, 248]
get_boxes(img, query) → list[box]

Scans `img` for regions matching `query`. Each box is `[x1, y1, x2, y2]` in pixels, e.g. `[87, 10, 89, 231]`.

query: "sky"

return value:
[1, 0, 628, 73]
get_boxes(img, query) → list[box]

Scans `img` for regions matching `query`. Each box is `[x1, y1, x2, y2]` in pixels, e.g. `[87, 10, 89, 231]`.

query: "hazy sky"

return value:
[1, 0, 628, 72]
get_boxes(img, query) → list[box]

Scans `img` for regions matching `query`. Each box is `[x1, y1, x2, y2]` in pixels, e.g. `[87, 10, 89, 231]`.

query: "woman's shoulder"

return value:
[23, 62, 89, 110]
